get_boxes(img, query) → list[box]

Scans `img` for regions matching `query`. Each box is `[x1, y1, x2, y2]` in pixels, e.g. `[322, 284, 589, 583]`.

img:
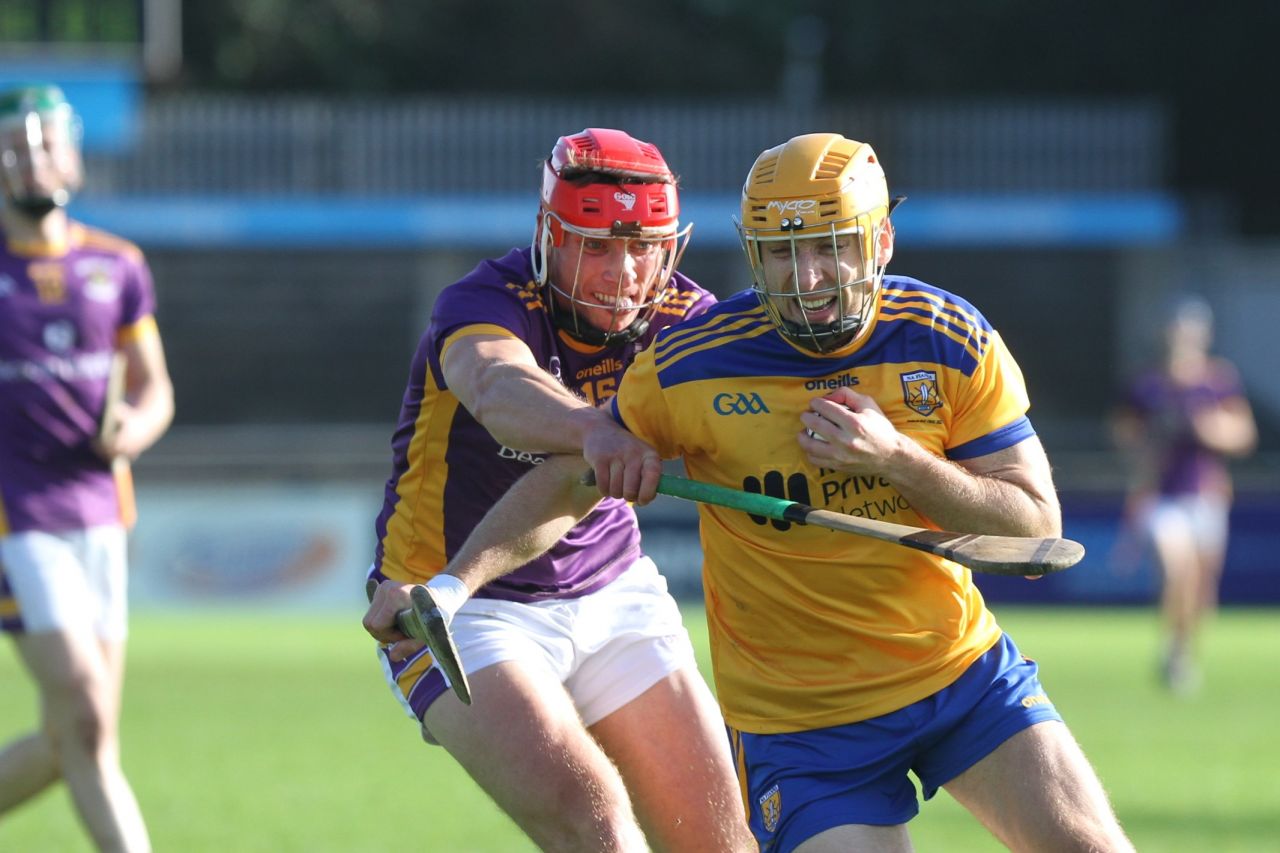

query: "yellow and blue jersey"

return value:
[610, 276, 1034, 733]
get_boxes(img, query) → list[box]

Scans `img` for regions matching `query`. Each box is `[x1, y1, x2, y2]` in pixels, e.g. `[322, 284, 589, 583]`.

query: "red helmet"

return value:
[540, 128, 682, 236]
[533, 129, 692, 346]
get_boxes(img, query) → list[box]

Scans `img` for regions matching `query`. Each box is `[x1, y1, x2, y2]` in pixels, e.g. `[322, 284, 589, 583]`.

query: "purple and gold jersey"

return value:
[1124, 360, 1245, 497]
[610, 277, 1034, 733]
[0, 223, 155, 535]
[373, 247, 713, 602]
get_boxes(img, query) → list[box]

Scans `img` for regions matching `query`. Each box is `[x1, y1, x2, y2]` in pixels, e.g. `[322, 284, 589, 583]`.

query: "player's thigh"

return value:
[588, 664, 730, 786]
[1187, 494, 1230, 572]
[793, 823, 912, 853]
[589, 665, 752, 851]
[424, 659, 631, 824]
[13, 630, 113, 729]
[943, 720, 1130, 852]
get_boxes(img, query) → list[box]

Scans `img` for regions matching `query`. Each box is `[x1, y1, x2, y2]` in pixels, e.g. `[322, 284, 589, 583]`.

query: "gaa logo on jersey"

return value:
[712, 392, 770, 415]
[900, 369, 943, 416]
[757, 783, 782, 833]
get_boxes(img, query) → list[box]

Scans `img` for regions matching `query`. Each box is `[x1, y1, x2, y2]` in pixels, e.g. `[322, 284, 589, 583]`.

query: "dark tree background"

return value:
[177, 1, 1278, 233]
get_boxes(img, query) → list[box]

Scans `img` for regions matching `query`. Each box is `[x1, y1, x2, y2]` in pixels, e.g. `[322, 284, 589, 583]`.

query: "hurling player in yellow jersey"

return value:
[377, 133, 1135, 852]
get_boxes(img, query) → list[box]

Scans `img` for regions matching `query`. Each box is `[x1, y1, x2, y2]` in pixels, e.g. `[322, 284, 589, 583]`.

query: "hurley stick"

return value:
[365, 579, 473, 705]
[586, 471, 1083, 576]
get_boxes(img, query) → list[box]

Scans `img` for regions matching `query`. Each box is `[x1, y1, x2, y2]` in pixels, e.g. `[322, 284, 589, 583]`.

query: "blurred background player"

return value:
[421, 132, 1136, 852]
[1111, 295, 1256, 694]
[362, 128, 752, 851]
[0, 84, 173, 852]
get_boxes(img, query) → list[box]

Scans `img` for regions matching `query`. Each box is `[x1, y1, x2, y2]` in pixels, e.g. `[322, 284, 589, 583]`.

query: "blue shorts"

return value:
[730, 633, 1062, 852]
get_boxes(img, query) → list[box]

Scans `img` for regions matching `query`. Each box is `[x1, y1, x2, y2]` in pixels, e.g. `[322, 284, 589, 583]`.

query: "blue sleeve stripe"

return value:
[946, 416, 1036, 460]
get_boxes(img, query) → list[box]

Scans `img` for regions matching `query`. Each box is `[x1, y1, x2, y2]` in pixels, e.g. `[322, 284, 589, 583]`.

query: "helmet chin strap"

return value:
[778, 316, 862, 353]
[9, 196, 60, 218]
[547, 295, 649, 347]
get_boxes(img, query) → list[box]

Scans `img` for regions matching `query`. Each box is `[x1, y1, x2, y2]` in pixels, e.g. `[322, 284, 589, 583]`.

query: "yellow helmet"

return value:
[736, 133, 893, 352]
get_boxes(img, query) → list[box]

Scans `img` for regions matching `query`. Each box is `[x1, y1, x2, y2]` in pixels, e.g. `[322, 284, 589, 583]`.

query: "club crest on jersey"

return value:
[613, 191, 637, 211]
[900, 369, 942, 416]
[758, 783, 782, 833]
[84, 272, 120, 304]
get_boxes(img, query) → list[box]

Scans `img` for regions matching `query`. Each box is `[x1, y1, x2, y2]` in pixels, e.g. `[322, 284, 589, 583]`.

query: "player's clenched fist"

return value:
[363, 580, 425, 661]
[798, 389, 908, 474]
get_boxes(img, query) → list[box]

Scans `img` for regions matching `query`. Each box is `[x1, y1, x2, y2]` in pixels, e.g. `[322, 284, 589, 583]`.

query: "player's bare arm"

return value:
[443, 333, 662, 504]
[1190, 394, 1257, 457]
[800, 387, 1060, 538]
[363, 453, 599, 661]
[93, 325, 174, 462]
[442, 333, 608, 453]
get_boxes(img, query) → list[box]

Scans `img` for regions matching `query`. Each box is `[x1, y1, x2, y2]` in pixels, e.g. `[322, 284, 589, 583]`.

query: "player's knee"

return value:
[520, 776, 642, 851]
[528, 809, 644, 853]
[45, 695, 114, 759]
[1022, 808, 1132, 853]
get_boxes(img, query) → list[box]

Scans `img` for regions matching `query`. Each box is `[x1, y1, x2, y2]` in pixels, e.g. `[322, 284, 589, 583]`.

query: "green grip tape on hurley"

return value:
[580, 469, 802, 522]
[655, 474, 800, 522]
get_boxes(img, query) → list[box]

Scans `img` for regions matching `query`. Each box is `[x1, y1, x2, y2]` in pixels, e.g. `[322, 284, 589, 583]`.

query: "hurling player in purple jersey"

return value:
[361, 129, 752, 851]
[0, 85, 173, 852]
[1112, 296, 1256, 694]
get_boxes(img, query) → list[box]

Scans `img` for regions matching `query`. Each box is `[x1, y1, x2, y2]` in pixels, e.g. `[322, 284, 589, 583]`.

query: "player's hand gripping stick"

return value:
[365, 579, 473, 705]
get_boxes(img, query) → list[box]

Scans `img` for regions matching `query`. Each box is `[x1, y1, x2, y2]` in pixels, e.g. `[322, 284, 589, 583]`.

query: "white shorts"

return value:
[0, 525, 129, 639]
[1141, 493, 1229, 555]
[381, 556, 698, 727]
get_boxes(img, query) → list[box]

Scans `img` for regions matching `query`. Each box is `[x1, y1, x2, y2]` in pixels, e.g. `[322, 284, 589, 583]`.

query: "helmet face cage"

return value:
[738, 212, 885, 353]
[735, 133, 892, 353]
[537, 210, 691, 346]
[0, 88, 83, 214]
[531, 128, 691, 347]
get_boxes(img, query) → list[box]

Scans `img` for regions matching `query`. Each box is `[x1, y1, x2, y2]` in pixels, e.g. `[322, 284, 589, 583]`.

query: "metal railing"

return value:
[88, 94, 1169, 195]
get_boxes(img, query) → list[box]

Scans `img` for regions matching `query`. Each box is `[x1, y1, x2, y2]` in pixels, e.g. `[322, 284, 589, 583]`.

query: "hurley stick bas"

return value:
[585, 471, 1084, 576]
[365, 579, 473, 705]
[97, 352, 136, 527]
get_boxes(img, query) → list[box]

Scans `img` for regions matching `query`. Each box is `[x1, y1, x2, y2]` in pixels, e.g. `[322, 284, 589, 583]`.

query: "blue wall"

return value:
[976, 493, 1280, 605]
[71, 192, 1184, 249]
[0, 59, 141, 153]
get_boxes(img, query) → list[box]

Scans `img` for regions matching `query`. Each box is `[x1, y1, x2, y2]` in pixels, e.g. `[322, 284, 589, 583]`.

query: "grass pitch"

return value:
[1, 605, 1277, 852]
